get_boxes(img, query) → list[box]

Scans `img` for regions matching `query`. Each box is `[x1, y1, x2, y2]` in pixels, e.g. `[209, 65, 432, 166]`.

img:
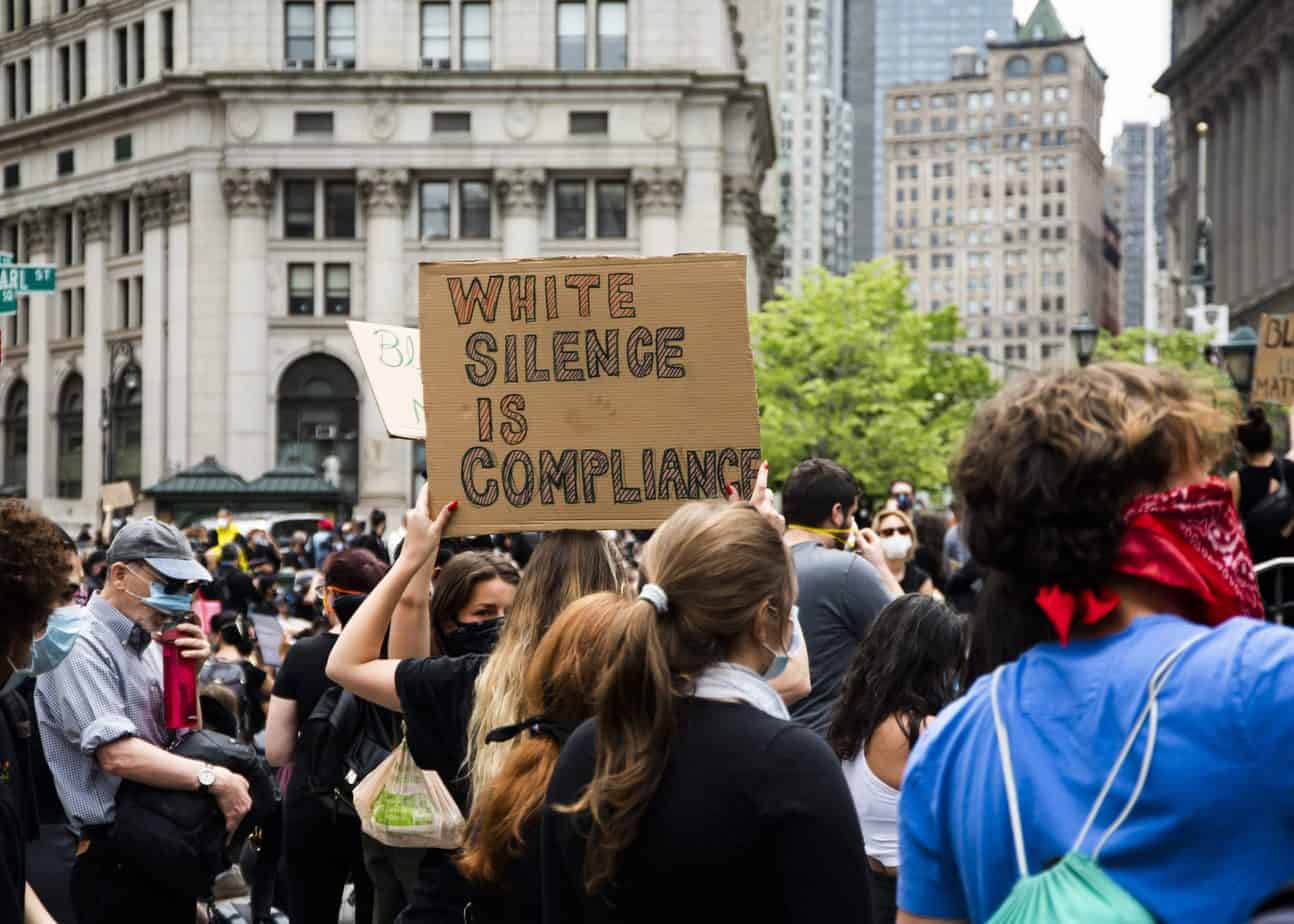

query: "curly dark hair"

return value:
[0, 501, 74, 653]
[953, 363, 1235, 679]
[1237, 404, 1275, 456]
[828, 594, 965, 761]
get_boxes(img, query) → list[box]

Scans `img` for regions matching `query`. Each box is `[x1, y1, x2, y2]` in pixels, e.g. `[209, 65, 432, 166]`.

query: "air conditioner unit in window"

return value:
[422, 57, 451, 70]
[314, 424, 338, 440]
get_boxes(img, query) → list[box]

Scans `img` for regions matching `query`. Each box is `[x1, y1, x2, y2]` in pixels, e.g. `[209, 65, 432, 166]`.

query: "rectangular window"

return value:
[288, 263, 314, 315]
[115, 26, 128, 87]
[326, 2, 356, 68]
[284, 179, 315, 238]
[57, 149, 74, 177]
[555, 179, 586, 239]
[285, 2, 316, 67]
[569, 111, 608, 134]
[161, 10, 174, 71]
[61, 290, 72, 335]
[133, 21, 145, 83]
[2, 163, 16, 190]
[59, 45, 70, 104]
[557, 1, 586, 70]
[420, 180, 450, 239]
[597, 0, 626, 66]
[4, 63, 15, 119]
[117, 278, 130, 327]
[117, 199, 132, 255]
[19, 57, 29, 114]
[432, 111, 470, 133]
[73, 286, 84, 336]
[461, 2, 490, 70]
[420, 2, 450, 68]
[75, 40, 86, 100]
[595, 180, 627, 238]
[459, 180, 490, 239]
[324, 180, 356, 238]
[60, 213, 73, 265]
[114, 133, 133, 163]
[324, 263, 351, 315]
[294, 111, 334, 134]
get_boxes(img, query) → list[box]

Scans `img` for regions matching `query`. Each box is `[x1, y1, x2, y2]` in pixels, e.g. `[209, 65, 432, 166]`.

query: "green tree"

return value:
[753, 260, 995, 504]
[1091, 327, 1224, 382]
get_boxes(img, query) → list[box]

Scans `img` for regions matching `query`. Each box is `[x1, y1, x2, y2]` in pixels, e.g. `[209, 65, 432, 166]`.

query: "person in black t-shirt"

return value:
[873, 509, 935, 596]
[542, 467, 870, 924]
[266, 548, 387, 924]
[455, 592, 628, 924]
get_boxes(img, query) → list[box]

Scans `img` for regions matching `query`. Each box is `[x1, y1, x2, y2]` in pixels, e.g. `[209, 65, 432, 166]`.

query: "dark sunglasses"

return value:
[879, 527, 911, 538]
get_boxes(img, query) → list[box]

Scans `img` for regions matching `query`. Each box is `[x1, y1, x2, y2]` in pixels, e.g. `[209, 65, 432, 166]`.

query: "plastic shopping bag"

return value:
[352, 738, 465, 849]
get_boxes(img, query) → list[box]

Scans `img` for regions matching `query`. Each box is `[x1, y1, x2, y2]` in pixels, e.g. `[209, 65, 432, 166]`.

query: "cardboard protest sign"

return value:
[100, 480, 135, 510]
[347, 321, 424, 439]
[1253, 314, 1294, 403]
[419, 253, 762, 536]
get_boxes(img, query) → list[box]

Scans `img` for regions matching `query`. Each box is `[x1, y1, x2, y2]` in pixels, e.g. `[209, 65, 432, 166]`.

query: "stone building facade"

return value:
[0, 0, 776, 527]
[1157, 0, 1294, 328]
[882, 24, 1107, 375]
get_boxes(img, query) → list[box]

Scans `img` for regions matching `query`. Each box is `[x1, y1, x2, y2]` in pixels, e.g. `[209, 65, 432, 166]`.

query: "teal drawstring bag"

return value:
[986, 634, 1207, 924]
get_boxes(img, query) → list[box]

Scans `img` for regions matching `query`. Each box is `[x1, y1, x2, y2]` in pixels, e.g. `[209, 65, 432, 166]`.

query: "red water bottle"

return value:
[161, 617, 199, 730]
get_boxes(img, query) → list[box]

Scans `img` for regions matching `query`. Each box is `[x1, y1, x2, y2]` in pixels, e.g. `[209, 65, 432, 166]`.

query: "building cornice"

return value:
[1155, 0, 1279, 95]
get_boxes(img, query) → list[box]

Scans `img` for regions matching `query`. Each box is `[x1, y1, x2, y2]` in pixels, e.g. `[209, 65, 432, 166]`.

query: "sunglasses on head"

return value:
[879, 526, 911, 538]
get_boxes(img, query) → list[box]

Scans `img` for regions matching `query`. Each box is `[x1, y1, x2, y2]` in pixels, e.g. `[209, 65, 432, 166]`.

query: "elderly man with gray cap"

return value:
[35, 518, 253, 924]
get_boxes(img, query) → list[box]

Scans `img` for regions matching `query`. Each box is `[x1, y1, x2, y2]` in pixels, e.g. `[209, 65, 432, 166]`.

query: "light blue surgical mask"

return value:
[32, 605, 83, 675]
[1, 649, 34, 696]
[762, 606, 802, 681]
[125, 567, 195, 616]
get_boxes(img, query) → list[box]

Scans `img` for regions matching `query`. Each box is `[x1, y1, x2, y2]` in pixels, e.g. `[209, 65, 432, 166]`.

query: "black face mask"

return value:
[442, 618, 504, 657]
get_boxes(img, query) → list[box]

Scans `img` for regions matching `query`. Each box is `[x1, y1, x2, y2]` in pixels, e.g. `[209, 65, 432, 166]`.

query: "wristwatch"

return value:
[197, 764, 217, 794]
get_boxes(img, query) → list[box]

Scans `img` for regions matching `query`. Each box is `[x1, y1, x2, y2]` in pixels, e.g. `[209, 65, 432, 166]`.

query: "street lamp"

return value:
[1069, 315, 1100, 368]
[1219, 325, 1259, 403]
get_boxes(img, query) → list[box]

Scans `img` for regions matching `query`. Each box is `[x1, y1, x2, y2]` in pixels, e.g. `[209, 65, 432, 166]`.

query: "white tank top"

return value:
[842, 751, 900, 868]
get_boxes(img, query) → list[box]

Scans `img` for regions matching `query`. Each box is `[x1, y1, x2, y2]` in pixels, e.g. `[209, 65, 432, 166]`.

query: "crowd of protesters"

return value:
[5, 362, 1294, 924]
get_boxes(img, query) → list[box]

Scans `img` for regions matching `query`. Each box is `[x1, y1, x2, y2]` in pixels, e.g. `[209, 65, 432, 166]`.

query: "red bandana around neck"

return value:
[1035, 477, 1264, 644]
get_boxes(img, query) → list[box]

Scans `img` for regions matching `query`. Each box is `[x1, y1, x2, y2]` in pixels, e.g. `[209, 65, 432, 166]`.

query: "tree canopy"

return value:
[753, 260, 995, 504]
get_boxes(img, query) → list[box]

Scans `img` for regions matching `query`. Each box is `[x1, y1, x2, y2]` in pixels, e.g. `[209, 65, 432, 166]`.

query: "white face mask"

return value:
[216, 517, 230, 529]
[880, 534, 913, 561]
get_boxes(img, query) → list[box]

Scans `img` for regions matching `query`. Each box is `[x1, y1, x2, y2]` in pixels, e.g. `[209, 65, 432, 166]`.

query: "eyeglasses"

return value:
[878, 527, 911, 538]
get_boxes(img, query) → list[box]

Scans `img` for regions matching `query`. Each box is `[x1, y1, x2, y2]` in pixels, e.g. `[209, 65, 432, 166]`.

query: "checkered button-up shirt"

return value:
[34, 593, 175, 832]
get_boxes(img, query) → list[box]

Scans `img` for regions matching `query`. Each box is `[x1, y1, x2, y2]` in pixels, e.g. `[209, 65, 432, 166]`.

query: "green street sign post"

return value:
[0, 252, 12, 264]
[0, 263, 56, 315]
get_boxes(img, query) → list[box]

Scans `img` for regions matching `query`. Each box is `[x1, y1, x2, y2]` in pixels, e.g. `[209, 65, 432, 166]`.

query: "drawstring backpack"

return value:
[986, 633, 1207, 923]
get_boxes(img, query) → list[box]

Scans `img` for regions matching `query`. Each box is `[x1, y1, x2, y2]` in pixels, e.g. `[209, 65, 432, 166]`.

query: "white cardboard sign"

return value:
[347, 321, 424, 440]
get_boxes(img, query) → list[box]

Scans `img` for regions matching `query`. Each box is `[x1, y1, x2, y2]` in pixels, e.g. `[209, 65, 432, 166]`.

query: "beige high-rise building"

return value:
[881, 0, 1106, 375]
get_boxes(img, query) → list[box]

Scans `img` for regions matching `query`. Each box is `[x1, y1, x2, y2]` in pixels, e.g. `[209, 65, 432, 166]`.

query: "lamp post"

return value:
[1219, 325, 1259, 404]
[1069, 315, 1100, 368]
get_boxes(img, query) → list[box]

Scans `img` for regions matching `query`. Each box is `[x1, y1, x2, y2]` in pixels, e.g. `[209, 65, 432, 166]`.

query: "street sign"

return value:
[0, 252, 12, 265]
[0, 288, 13, 312]
[0, 264, 55, 293]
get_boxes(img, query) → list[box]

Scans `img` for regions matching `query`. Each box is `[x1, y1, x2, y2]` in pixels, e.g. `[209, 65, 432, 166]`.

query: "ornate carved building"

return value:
[1157, 0, 1294, 327]
[0, 0, 775, 525]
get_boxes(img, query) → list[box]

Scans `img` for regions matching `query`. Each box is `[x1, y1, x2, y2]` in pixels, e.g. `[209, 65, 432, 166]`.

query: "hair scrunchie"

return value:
[638, 582, 669, 615]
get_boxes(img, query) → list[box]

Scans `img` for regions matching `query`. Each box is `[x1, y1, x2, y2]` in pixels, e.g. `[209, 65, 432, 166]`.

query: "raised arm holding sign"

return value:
[418, 253, 763, 536]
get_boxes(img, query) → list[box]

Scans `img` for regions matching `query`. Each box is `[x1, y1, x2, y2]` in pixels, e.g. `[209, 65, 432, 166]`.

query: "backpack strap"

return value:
[990, 667, 1030, 879]
[1072, 632, 1209, 859]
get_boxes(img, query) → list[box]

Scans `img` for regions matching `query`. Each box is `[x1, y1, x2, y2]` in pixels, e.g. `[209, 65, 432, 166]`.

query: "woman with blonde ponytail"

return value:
[542, 469, 871, 923]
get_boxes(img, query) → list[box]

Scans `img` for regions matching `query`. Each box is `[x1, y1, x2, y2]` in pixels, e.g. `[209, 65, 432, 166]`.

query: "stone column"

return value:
[356, 168, 412, 516]
[1245, 73, 1262, 300]
[496, 169, 546, 258]
[19, 209, 53, 502]
[78, 195, 111, 505]
[164, 175, 190, 474]
[722, 175, 757, 313]
[219, 168, 273, 479]
[1229, 87, 1246, 306]
[1280, 42, 1294, 277]
[135, 180, 168, 489]
[632, 167, 686, 256]
[1260, 55, 1280, 289]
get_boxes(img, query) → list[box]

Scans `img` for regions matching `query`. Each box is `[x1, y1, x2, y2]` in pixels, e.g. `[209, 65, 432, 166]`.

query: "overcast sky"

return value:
[1013, 0, 1172, 156]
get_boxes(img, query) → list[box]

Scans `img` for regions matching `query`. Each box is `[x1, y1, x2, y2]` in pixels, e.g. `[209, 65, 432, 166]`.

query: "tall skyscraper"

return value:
[1111, 121, 1170, 330]
[848, 0, 1015, 262]
[881, 2, 1108, 375]
[776, 0, 854, 287]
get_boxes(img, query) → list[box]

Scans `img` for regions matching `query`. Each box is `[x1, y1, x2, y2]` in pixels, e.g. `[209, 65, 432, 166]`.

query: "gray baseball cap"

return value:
[107, 518, 212, 583]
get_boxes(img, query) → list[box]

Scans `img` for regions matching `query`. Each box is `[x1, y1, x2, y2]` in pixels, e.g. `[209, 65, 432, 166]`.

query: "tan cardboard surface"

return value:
[419, 253, 762, 536]
[1253, 314, 1294, 403]
[101, 481, 135, 510]
[347, 321, 424, 440]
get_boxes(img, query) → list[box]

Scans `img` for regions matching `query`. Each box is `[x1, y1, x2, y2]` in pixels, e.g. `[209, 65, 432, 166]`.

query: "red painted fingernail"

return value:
[448, 500, 459, 511]
[762, 461, 769, 470]
[724, 484, 734, 497]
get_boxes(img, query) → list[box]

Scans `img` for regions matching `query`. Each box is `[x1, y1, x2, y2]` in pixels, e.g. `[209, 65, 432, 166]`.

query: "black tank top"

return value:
[1239, 461, 1291, 519]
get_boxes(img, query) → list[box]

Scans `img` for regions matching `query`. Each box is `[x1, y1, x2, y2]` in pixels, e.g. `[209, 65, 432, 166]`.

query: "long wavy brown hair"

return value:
[563, 502, 795, 894]
[456, 591, 628, 886]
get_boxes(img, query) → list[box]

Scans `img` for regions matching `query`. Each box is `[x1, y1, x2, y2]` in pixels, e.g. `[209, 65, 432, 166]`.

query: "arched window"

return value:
[1005, 55, 1031, 78]
[277, 354, 359, 501]
[57, 374, 83, 499]
[3, 380, 28, 493]
[1043, 53, 1069, 75]
[108, 364, 142, 490]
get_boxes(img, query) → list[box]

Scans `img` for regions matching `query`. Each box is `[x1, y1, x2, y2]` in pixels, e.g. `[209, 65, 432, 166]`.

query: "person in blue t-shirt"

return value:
[898, 363, 1294, 924]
